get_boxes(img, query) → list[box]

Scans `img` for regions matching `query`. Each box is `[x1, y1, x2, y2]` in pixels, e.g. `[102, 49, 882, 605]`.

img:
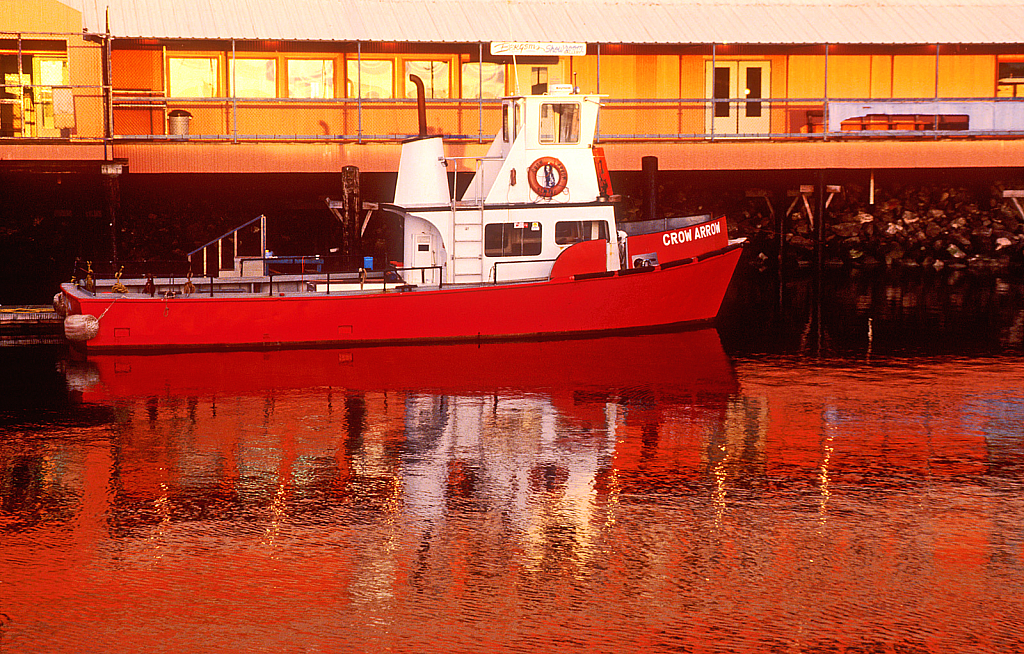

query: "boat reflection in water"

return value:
[3, 328, 1023, 652]
[70, 328, 737, 555]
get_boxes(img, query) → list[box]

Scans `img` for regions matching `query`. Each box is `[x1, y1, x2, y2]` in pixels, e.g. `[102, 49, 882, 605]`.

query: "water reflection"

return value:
[62, 331, 735, 545]
[720, 268, 1024, 357]
[1, 325, 1023, 652]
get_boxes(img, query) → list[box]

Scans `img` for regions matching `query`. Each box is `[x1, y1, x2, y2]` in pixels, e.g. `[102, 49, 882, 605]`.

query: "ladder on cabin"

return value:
[450, 202, 485, 283]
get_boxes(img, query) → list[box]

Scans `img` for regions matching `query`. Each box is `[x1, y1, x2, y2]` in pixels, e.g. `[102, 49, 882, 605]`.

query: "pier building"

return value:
[3, 0, 1024, 175]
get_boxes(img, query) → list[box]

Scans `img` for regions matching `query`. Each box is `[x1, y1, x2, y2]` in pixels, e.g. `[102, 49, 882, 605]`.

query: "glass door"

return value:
[705, 61, 770, 136]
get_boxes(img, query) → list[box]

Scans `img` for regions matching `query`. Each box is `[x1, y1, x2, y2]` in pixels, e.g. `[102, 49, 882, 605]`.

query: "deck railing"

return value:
[186, 215, 267, 278]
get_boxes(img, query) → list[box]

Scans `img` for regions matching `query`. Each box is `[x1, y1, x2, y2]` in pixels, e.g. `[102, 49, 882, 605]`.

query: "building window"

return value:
[346, 60, 394, 98]
[230, 58, 276, 97]
[0, 53, 69, 136]
[539, 102, 579, 144]
[405, 60, 449, 98]
[484, 222, 542, 257]
[288, 59, 334, 98]
[168, 57, 218, 97]
[35, 57, 69, 131]
[461, 62, 505, 99]
[555, 221, 609, 245]
[531, 66, 548, 94]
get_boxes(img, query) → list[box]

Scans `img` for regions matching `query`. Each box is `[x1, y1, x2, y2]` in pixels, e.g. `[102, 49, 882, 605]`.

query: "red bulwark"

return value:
[626, 216, 729, 268]
[549, 239, 609, 279]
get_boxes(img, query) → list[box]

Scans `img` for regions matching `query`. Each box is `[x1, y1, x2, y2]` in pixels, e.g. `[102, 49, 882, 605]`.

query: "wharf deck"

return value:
[0, 306, 64, 346]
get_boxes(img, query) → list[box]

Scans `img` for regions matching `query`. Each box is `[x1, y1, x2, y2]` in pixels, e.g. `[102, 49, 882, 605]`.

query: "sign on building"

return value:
[490, 42, 587, 56]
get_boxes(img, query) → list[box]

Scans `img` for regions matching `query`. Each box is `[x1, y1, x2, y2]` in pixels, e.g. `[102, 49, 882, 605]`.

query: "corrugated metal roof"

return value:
[62, 0, 1024, 45]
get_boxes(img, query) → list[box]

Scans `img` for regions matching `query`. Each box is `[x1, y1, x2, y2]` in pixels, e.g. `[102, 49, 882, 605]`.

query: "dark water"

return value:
[2, 270, 1023, 653]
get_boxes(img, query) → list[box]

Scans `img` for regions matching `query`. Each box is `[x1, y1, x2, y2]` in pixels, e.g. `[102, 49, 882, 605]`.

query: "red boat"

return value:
[58, 87, 744, 353]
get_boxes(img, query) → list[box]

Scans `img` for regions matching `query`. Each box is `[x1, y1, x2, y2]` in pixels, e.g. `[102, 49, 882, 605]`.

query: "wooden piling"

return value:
[341, 165, 361, 258]
[642, 156, 658, 222]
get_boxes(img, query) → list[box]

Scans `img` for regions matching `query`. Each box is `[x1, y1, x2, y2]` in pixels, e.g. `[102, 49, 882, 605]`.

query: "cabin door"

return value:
[414, 234, 438, 285]
[705, 61, 770, 136]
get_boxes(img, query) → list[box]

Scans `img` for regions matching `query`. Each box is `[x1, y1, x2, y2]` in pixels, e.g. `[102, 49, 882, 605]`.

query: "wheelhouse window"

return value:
[501, 101, 522, 143]
[346, 59, 394, 98]
[168, 57, 217, 97]
[230, 58, 276, 97]
[405, 60, 449, 98]
[461, 62, 505, 99]
[288, 59, 334, 98]
[484, 222, 542, 257]
[555, 220, 609, 245]
[997, 61, 1024, 98]
[539, 102, 579, 144]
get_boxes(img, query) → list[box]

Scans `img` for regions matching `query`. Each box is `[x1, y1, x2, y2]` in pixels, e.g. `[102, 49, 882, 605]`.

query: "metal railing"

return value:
[103, 94, 1024, 142]
[186, 215, 266, 277]
[3, 30, 1024, 144]
[490, 258, 558, 284]
[1, 86, 1022, 142]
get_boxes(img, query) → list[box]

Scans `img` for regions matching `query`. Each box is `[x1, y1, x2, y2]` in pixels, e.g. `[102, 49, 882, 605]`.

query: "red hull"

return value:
[62, 246, 743, 352]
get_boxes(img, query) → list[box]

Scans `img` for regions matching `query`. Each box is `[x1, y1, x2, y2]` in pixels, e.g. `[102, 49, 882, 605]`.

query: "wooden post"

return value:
[101, 163, 122, 264]
[816, 174, 826, 274]
[341, 165, 361, 261]
[641, 156, 658, 222]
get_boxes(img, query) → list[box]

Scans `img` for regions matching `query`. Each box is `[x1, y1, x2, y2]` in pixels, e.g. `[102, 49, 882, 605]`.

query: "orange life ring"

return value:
[527, 157, 568, 197]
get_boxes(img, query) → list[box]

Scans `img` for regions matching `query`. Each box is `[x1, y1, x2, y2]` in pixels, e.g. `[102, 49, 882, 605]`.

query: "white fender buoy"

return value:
[52, 292, 69, 317]
[64, 313, 100, 342]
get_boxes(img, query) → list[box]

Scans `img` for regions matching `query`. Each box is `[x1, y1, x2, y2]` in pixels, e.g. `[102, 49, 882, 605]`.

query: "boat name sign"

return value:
[663, 221, 722, 247]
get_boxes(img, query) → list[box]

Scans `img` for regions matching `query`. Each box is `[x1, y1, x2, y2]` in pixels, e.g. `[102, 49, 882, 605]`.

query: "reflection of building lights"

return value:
[262, 480, 287, 548]
[819, 436, 832, 525]
[712, 453, 728, 529]
[819, 408, 837, 527]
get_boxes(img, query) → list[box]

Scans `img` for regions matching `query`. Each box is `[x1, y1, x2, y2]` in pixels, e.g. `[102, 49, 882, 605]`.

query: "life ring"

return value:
[527, 157, 568, 198]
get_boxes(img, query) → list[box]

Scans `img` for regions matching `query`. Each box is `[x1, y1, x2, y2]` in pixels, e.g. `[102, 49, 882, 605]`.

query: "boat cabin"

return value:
[378, 87, 621, 286]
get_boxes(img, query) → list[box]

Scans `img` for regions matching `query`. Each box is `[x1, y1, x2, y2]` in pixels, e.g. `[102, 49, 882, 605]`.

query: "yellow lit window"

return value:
[346, 60, 394, 99]
[461, 62, 505, 99]
[168, 57, 217, 97]
[404, 61, 450, 98]
[288, 59, 334, 98]
[230, 58, 276, 97]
